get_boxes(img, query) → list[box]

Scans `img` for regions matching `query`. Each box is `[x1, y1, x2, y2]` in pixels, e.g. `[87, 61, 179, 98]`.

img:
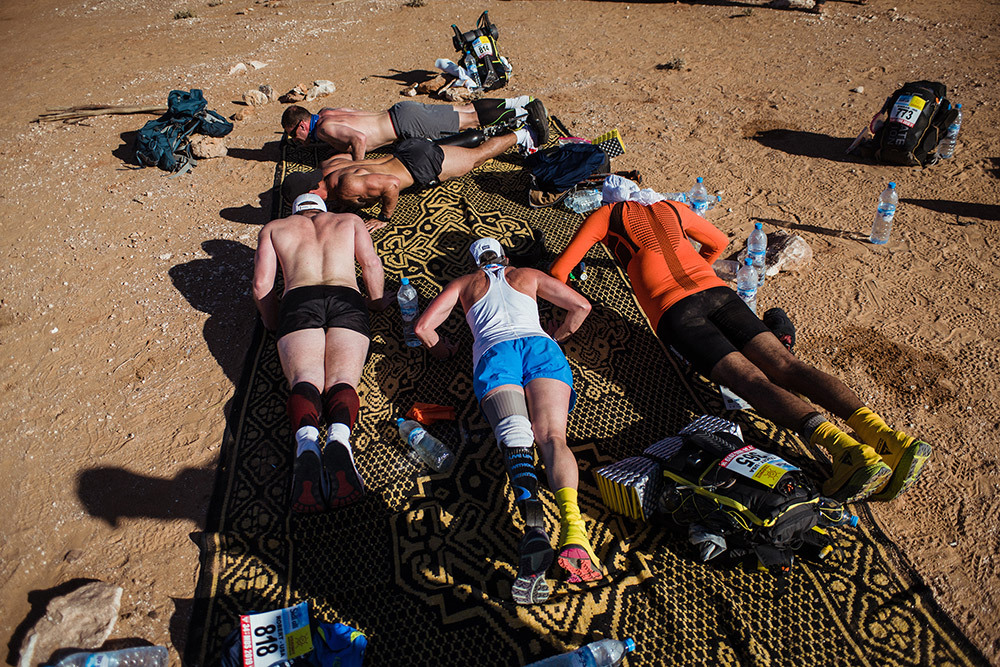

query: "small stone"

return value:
[259, 84, 277, 102]
[305, 79, 336, 101]
[63, 549, 83, 563]
[190, 136, 227, 159]
[417, 75, 447, 95]
[231, 106, 256, 121]
[18, 582, 123, 667]
[242, 89, 268, 106]
[158, 253, 172, 260]
[403, 85, 417, 97]
[249, 60, 268, 70]
[440, 85, 477, 103]
[228, 62, 247, 75]
[851, 86, 865, 93]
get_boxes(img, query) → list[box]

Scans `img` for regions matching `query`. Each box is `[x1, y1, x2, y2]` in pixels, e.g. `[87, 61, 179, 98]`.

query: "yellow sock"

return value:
[847, 407, 914, 458]
[809, 420, 875, 461]
[555, 487, 601, 567]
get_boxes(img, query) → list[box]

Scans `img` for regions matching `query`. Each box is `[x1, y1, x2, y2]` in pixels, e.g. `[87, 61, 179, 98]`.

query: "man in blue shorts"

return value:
[253, 194, 393, 513]
[414, 238, 603, 605]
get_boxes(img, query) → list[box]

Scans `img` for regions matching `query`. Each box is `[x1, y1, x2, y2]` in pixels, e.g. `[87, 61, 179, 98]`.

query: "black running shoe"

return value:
[512, 527, 554, 605]
[763, 307, 796, 354]
[323, 440, 365, 509]
[524, 99, 550, 147]
[290, 450, 327, 513]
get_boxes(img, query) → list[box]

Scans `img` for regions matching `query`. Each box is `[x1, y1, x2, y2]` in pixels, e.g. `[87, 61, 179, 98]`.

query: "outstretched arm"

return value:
[681, 207, 729, 265]
[353, 216, 392, 310]
[533, 270, 591, 342]
[414, 278, 465, 359]
[549, 204, 612, 282]
[316, 123, 368, 161]
[252, 225, 280, 331]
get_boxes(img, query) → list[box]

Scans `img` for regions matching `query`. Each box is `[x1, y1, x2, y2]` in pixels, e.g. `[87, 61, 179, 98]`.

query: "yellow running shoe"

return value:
[847, 408, 933, 501]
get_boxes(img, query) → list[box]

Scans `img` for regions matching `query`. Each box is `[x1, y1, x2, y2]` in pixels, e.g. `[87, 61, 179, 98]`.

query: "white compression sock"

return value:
[295, 426, 321, 458]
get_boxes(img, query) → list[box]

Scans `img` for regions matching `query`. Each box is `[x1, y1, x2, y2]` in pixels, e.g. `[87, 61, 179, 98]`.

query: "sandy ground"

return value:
[1, 0, 999, 664]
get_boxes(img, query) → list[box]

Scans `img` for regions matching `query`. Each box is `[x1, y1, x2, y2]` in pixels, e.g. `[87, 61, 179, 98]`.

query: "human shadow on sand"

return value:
[76, 466, 216, 528]
[169, 239, 257, 385]
[220, 187, 274, 226]
[901, 197, 1000, 223]
[371, 68, 442, 88]
[751, 129, 858, 163]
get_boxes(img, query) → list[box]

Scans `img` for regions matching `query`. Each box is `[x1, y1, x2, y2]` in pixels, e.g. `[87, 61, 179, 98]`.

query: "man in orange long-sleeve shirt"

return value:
[551, 200, 930, 503]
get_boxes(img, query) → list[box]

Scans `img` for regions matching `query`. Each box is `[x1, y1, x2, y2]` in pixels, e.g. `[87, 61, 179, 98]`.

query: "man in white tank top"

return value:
[415, 238, 604, 605]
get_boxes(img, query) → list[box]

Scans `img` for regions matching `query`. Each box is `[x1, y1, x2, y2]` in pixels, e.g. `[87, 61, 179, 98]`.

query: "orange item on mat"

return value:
[406, 403, 457, 425]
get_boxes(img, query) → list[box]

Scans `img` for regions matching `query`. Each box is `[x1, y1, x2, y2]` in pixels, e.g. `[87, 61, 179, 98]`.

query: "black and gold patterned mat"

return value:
[186, 120, 987, 666]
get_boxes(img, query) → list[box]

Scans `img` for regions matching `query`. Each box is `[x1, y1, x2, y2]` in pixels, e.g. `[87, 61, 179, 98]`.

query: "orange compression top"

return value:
[550, 200, 730, 329]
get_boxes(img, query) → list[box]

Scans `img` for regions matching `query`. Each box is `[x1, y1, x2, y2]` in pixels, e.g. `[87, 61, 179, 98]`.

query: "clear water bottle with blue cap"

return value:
[397, 277, 421, 347]
[869, 182, 898, 245]
[525, 638, 636, 666]
[736, 257, 758, 315]
[396, 417, 454, 473]
[54, 647, 169, 667]
[687, 177, 712, 216]
[935, 103, 962, 160]
[565, 188, 603, 214]
[747, 221, 767, 287]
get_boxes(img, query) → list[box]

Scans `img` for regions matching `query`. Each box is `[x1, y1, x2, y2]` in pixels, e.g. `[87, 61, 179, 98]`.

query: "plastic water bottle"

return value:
[525, 638, 636, 666]
[747, 222, 767, 287]
[54, 646, 169, 667]
[935, 103, 962, 160]
[397, 277, 421, 347]
[687, 177, 713, 216]
[869, 182, 898, 245]
[396, 417, 455, 473]
[736, 257, 758, 315]
[565, 188, 603, 214]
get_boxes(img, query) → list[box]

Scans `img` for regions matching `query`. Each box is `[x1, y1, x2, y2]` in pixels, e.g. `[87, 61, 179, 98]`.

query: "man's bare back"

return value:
[252, 206, 386, 331]
[313, 109, 398, 159]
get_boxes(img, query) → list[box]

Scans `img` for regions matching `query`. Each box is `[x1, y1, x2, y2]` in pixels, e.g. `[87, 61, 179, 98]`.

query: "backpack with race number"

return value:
[451, 11, 510, 91]
[594, 416, 857, 574]
[865, 80, 958, 166]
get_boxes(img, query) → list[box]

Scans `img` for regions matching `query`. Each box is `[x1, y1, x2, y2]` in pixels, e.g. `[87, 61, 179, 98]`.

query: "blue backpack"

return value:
[135, 89, 233, 173]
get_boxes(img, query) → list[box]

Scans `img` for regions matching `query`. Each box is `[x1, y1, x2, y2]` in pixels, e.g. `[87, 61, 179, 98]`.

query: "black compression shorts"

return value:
[655, 286, 770, 377]
[277, 285, 371, 340]
[394, 138, 445, 188]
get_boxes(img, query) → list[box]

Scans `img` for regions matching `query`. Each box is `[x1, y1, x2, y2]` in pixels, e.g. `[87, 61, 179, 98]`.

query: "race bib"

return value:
[889, 94, 926, 128]
[473, 36, 494, 58]
[720, 446, 799, 488]
[240, 602, 313, 667]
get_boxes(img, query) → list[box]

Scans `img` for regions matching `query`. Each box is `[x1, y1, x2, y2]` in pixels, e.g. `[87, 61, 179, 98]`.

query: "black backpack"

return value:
[869, 80, 958, 166]
[651, 431, 849, 573]
[135, 89, 233, 173]
[451, 11, 508, 91]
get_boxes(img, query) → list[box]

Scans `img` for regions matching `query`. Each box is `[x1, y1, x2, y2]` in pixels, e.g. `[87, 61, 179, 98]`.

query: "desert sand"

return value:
[1, 0, 998, 664]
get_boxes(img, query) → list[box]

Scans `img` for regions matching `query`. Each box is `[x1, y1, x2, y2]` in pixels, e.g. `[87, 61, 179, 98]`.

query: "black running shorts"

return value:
[277, 285, 371, 340]
[393, 138, 445, 188]
[655, 286, 770, 377]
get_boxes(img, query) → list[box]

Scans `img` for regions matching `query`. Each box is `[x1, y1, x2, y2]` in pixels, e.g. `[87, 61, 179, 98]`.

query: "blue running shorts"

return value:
[472, 336, 576, 409]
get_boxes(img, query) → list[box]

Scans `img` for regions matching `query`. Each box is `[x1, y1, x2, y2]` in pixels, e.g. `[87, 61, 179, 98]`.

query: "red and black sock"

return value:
[323, 383, 359, 429]
[287, 382, 322, 431]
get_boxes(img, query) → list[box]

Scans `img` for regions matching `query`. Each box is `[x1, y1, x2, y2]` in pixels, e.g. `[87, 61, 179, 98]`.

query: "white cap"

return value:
[292, 193, 327, 214]
[469, 237, 505, 264]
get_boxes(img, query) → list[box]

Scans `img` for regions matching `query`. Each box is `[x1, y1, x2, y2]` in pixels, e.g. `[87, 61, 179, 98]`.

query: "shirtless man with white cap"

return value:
[253, 193, 393, 513]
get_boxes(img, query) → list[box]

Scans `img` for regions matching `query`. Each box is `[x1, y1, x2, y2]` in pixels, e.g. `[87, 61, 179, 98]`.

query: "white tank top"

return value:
[466, 265, 548, 369]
